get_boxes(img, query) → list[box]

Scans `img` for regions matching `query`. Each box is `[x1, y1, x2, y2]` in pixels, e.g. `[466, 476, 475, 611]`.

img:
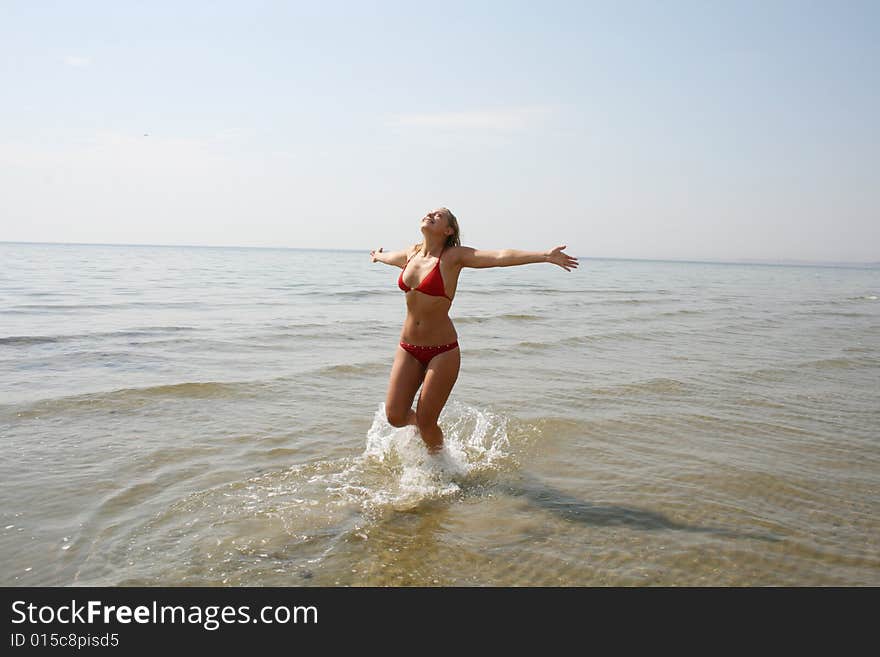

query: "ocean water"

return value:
[1, 241, 878, 586]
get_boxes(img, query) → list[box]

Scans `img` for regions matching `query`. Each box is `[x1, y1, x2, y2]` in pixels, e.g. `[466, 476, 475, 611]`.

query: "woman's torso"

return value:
[398, 246, 461, 345]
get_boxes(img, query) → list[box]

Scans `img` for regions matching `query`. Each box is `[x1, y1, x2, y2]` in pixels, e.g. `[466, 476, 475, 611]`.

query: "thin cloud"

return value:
[388, 106, 555, 131]
[64, 55, 91, 68]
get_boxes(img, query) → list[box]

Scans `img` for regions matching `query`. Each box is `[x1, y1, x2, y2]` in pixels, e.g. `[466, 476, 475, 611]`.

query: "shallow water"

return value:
[1, 242, 878, 585]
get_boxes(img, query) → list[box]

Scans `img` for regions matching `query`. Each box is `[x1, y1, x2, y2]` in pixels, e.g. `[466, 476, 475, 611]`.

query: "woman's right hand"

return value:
[370, 247, 384, 263]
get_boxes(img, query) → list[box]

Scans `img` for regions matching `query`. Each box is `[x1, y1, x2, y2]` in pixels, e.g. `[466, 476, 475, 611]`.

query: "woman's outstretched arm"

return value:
[455, 245, 578, 271]
[370, 246, 411, 268]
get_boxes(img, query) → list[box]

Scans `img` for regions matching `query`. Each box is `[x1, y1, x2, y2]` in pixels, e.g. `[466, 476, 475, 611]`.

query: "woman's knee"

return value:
[386, 407, 409, 427]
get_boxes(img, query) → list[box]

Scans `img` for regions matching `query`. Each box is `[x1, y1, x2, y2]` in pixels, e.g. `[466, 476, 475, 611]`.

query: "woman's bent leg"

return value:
[416, 346, 460, 452]
[386, 345, 426, 427]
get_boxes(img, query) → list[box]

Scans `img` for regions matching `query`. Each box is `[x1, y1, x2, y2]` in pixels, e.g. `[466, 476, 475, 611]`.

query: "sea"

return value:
[1, 241, 878, 586]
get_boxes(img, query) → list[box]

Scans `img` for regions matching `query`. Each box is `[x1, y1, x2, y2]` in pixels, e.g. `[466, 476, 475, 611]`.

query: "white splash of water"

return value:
[358, 400, 510, 510]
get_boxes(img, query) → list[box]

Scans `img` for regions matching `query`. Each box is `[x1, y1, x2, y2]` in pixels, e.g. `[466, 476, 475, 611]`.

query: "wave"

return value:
[843, 345, 876, 354]
[588, 377, 691, 397]
[0, 326, 197, 347]
[298, 289, 388, 298]
[462, 288, 581, 296]
[515, 341, 554, 350]
[463, 329, 669, 356]
[454, 313, 543, 324]
[265, 319, 396, 331]
[253, 331, 347, 344]
[559, 330, 658, 345]
[657, 309, 706, 317]
[0, 335, 64, 346]
[2, 302, 207, 314]
[793, 311, 875, 319]
[734, 366, 793, 382]
[8, 379, 262, 418]
[461, 288, 674, 299]
[797, 358, 869, 370]
[728, 395, 789, 409]
[587, 297, 680, 306]
[128, 381, 249, 397]
[317, 361, 387, 377]
[133, 336, 307, 351]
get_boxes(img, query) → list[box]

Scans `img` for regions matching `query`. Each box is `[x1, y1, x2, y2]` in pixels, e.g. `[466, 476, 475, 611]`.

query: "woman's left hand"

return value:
[546, 245, 579, 271]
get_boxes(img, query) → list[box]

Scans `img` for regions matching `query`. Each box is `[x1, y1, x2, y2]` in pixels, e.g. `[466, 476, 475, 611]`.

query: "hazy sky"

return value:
[1, 1, 877, 262]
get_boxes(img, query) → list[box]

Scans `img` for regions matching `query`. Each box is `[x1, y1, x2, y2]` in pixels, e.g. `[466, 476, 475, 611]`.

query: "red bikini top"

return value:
[398, 246, 452, 300]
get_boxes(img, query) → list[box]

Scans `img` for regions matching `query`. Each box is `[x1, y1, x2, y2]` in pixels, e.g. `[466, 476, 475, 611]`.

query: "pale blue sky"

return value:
[1, 1, 877, 262]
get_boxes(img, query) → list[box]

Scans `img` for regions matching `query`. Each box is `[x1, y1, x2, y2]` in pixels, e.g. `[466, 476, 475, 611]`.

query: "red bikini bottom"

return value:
[399, 340, 459, 367]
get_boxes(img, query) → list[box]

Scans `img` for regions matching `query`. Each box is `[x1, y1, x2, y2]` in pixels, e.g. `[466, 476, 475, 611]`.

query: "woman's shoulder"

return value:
[441, 244, 471, 266]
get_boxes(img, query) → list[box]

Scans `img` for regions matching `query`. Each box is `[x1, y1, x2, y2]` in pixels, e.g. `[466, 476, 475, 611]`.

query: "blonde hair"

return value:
[412, 207, 461, 254]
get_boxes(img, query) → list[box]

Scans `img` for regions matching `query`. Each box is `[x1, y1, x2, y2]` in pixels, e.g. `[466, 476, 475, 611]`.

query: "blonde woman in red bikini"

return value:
[370, 208, 578, 455]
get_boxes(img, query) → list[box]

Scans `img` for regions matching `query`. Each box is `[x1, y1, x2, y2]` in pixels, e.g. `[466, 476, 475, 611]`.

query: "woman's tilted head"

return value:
[419, 207, 461, 249]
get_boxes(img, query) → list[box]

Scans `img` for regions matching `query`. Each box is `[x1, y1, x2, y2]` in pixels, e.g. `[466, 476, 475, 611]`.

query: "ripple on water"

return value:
[69, 401, 515, 585]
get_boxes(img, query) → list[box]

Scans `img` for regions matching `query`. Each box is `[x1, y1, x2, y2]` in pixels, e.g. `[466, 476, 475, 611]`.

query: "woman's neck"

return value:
[420, 238, 446, 257]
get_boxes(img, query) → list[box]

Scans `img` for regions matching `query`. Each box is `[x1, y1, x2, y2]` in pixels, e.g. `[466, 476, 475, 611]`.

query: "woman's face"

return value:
[421, 208, 452, 238]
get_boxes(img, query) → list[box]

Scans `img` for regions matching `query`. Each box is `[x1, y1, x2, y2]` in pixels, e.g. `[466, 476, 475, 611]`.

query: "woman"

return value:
[370, 207, 578, 455]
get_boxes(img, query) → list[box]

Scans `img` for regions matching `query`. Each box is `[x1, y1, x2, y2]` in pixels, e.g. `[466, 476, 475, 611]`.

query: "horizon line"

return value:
[1, 240, 877, 269]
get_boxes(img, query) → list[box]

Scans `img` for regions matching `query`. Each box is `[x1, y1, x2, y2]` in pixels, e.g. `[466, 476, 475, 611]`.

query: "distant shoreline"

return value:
[1, 240, 877, 270]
